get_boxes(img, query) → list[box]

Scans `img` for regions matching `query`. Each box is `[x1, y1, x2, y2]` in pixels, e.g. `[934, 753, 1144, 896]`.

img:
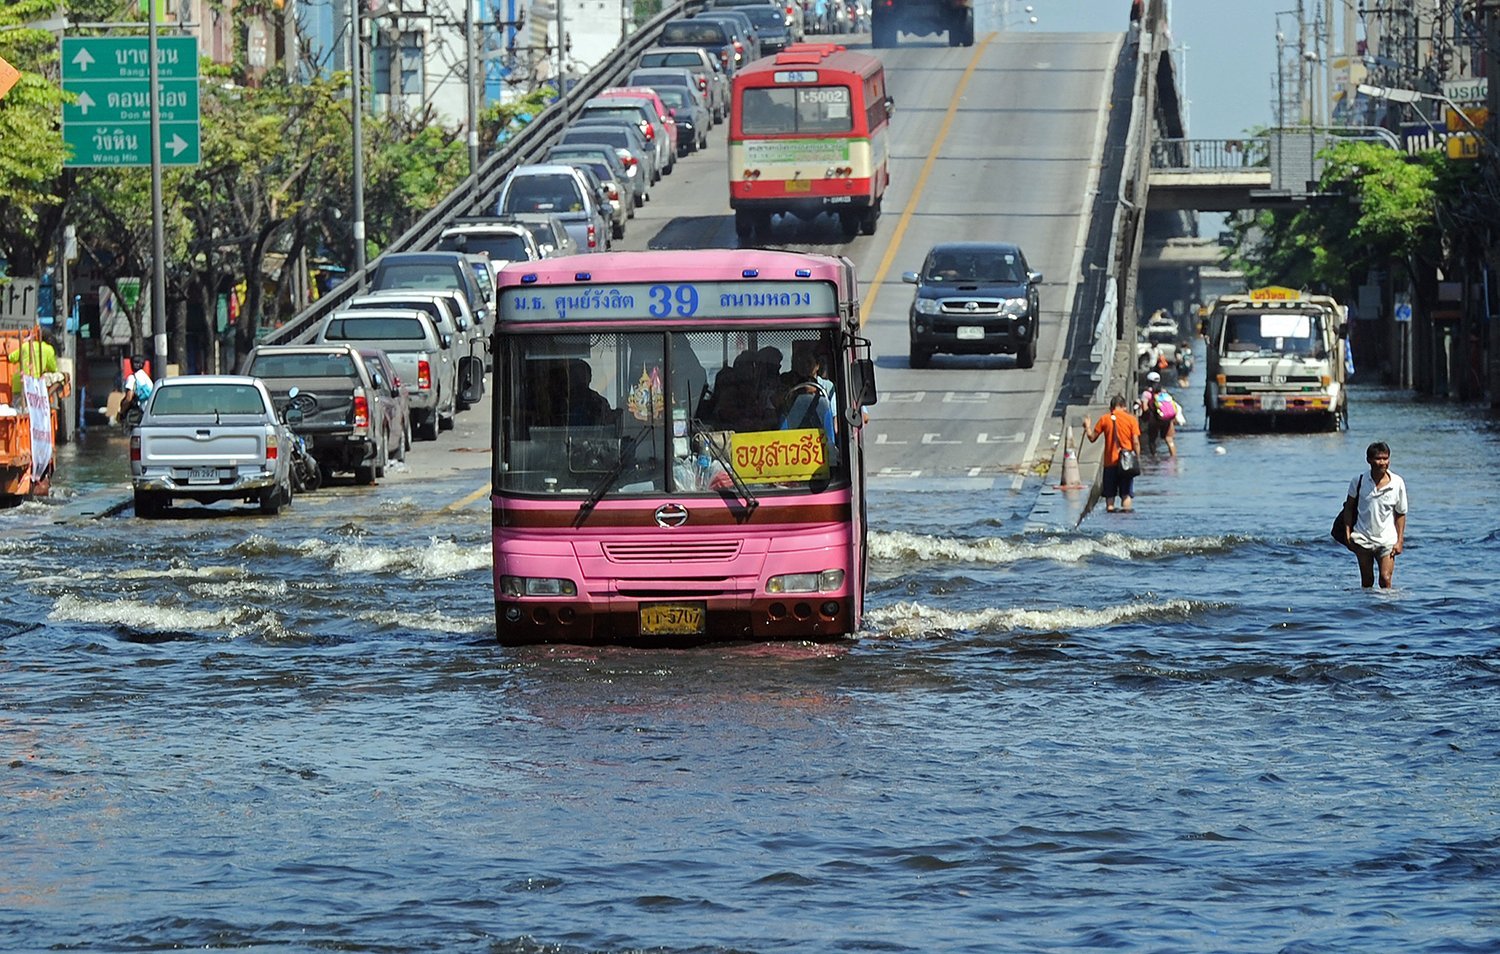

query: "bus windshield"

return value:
[499, 329, 847, 496]
[740, 86, 853, 135]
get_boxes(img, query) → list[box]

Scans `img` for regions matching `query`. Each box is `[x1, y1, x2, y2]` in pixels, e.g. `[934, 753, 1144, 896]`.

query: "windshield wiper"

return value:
[574, 426, 650, 527]
[695, 424, 759, 518]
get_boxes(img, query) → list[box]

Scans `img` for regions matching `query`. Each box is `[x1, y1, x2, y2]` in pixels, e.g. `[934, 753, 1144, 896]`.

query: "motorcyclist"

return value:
[118, 354, 154, 424]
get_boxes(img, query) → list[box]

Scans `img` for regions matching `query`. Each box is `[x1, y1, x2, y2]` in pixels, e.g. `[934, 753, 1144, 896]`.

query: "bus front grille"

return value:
[603, 541, 742, 563]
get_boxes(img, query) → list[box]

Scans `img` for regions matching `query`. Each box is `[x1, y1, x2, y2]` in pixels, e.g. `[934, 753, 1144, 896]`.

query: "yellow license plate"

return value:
[784, 179, 811, 193]
[639, 603, 706, 636]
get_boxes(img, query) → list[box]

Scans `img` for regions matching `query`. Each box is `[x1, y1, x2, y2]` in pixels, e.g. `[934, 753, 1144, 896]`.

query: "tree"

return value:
[1231, 141, 1442, 297]
[0, 0, 69, 276]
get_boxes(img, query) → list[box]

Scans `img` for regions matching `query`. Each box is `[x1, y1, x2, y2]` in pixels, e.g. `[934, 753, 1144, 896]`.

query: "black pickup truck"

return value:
[243, 344, 392, 484]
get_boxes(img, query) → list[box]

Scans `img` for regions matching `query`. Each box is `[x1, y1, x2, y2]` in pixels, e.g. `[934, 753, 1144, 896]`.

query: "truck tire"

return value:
[909, 343, 931, 369]
[951, 8, 974, 46]
[416, 410, 439, 442]
[1015, 338, 1037, 369]
[259, 485, 283, 515]
[134, 489, 163, 518]
[354, 463, 377, 485]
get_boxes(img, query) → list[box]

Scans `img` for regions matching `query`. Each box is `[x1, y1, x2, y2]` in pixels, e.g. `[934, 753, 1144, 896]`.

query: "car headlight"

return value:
[766, 569, 845, 594]
[1000, 297, 1029, 316]
[914, 298, 941, 315]
[499, 575, 578, 597]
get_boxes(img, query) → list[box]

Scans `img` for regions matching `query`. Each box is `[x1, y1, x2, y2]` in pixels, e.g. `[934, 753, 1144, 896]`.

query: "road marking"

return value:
[447, 483, 491, 512]
[858, 35, 994, 327]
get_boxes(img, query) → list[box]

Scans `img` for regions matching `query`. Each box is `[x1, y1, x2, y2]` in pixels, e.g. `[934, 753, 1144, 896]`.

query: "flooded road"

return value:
[3, 383, 1498, 952]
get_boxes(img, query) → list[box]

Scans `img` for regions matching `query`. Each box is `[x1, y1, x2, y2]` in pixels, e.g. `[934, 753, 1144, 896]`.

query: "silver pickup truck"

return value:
[243, 344, 392, 483]
[313, 309, 457, 441]
[130, 375, 296, 517]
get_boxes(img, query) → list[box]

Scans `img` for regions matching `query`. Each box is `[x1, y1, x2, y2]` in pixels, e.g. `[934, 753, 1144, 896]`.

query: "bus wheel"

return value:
[859, 201, 880, 236]
[839, 212, 861, 240]
[734, 210, 755, 240]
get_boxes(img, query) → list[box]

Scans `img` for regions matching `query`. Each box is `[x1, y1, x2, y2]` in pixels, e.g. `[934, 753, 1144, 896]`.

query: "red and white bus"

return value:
[728, 43, 893, 241]
[490, 249, 878, 646]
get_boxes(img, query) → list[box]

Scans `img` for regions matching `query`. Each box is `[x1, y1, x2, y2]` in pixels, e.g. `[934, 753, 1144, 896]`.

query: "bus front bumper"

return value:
[495, 595, 854, 646]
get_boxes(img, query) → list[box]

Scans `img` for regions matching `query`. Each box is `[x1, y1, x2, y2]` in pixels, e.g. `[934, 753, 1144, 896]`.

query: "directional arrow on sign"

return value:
[166, 133, 189, 157]
[71, 46, 95, 72]
[76, 90, 95, 115]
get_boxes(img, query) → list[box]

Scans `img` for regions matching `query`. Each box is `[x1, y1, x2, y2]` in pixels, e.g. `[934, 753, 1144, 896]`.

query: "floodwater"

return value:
[3, 384, 1498, 952]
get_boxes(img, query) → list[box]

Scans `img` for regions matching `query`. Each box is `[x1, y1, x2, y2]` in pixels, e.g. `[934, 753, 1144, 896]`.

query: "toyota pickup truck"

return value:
[129, 375, 296, 517]
[312, 309, 457, 441]
[242, 344, 391, 483]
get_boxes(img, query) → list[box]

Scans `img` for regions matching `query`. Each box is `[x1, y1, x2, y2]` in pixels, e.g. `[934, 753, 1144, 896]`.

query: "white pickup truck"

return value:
[313, 310, 458, 441]
[129, 375, 296, 517]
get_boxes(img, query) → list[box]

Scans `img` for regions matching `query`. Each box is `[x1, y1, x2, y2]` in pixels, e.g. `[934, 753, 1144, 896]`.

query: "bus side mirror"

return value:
[884, 95, 895, 114]
[851, 357, 878, 408]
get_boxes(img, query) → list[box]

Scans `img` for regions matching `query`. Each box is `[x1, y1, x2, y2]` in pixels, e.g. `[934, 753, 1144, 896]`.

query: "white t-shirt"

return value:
[1348, 470, 1408, 551]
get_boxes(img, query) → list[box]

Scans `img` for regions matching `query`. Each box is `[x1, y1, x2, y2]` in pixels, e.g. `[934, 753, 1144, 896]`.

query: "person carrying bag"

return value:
[1083, 395, 1142, 513]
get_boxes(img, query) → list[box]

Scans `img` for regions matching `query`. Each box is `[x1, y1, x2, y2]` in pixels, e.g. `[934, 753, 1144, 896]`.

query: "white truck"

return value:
[1203, 287, 1348, 432]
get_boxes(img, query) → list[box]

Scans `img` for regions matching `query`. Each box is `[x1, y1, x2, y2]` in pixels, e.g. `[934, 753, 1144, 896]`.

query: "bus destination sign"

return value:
[501, 281, 838, 322]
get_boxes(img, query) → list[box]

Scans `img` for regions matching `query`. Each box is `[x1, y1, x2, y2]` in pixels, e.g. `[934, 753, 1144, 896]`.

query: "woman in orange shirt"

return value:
[1083, 394, 1142, 512]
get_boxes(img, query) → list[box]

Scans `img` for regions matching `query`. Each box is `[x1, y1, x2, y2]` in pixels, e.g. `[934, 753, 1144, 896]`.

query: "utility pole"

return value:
[350, 0, 367, 275]
[467, 0, 480, 199]
[147, 0, 167, 374]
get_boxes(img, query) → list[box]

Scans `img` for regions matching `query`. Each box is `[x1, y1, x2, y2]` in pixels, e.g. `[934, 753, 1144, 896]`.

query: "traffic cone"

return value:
[1058, 425, 1085, 489]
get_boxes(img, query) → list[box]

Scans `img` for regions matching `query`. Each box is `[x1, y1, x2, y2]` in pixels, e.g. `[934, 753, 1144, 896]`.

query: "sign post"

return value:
[60, 36, 200, 167]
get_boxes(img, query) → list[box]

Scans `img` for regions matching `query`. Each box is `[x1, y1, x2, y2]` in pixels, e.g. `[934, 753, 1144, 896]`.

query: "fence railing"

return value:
[260, 0, 700, 348]
[1149, 137, 1270, 171]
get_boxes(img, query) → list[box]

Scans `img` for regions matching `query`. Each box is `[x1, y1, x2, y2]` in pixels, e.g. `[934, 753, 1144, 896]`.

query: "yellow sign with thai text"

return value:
[1249, 285, 1302, 301]
[732, 429, 829, 483]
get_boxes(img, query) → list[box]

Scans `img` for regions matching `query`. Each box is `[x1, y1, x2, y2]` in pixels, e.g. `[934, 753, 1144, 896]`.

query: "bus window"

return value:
[740, 86, 853, 135]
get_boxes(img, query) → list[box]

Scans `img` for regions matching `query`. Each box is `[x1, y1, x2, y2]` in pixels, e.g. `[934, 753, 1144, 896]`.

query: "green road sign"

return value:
[61, 36, 200, 168]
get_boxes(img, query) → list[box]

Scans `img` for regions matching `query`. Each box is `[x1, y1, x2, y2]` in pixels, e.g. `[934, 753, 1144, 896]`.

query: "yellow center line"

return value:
[859, 34, 994, 327]
[447, 483, 492, 512]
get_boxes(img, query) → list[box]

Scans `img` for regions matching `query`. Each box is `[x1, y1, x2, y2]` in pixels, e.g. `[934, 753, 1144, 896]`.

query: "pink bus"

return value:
[491, 249, 878, 646]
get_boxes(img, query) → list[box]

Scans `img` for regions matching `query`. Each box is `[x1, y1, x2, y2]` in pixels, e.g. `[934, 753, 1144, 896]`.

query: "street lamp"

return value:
[1356, 82, 1483, 133]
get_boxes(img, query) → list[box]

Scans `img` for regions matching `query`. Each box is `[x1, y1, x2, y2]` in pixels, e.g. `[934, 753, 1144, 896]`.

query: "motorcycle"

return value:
[282, 387, 322, 493]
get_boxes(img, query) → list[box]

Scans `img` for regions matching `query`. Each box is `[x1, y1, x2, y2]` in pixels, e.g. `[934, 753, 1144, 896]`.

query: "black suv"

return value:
[904, 242, 1043, 369]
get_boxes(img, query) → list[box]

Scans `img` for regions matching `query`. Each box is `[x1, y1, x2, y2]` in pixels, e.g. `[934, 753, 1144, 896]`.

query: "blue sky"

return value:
[1001, 0, 1287, 139]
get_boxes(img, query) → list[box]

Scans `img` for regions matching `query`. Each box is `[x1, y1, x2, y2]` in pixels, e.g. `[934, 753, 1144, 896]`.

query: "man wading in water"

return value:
[1338, 441, 1408, 588]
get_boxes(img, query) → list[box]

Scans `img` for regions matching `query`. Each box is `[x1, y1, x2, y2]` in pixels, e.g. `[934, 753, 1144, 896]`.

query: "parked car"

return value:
[437, 219, 541, 274]
[493, 212, 580, 258]
[357, 348, 412, 467]
[709, 0, 802, 42]
[634, 46, 730, 122]
[312, 310, 459, 441]
[629, 79, 710, 154]
[657, 17, 740, 76]
[367, 250, 490, 339]
[554, 158, 629, 240]
[344, 290, 485, 390]
[545, 144, 641, 214]
[730, 2, 792, 53]
[693, 11, 760, 65]
[129, 375, 297, 517]
[579, 94, 675, 176]
[494, 163, 612, 253]
[557, 122, 658, 194]
[903, 242, 1043, 370]
[242, 344, 392, 483]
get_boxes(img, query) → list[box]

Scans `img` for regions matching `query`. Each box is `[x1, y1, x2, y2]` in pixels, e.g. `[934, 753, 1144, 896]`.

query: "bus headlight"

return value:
[914, 298, 941, 315]
[499, 575, 578, 597]
[767, 569, 845, 594]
